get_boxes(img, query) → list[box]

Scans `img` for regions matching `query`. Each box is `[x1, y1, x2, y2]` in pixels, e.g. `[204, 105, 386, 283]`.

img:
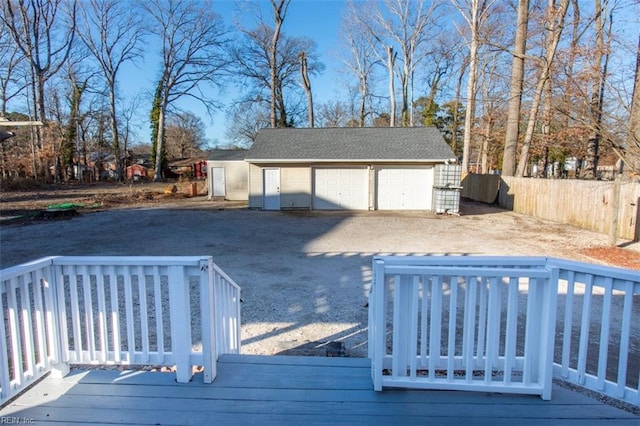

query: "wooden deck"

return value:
[1, 354, 637, 425]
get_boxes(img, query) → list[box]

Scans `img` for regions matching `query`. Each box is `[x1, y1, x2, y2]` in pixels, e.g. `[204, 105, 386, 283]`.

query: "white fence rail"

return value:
[0, 256, 241, 405]
[369, 256, 640, 406]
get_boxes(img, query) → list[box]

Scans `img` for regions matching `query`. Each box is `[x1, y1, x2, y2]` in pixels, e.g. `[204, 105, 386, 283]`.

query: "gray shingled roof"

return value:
[208, 149, 248, 161]
[245, 127, 455, 162]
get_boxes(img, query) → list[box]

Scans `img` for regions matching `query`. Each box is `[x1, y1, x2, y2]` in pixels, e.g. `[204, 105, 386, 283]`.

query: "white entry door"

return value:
[211, 167, 225, 197]
[313, 168, 369, 210]
[263, 168, 281, 210]
[376, 167, 433, 210]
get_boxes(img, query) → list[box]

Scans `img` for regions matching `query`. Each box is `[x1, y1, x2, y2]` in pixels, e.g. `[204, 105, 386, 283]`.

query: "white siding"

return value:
[281, 167, 311, 209]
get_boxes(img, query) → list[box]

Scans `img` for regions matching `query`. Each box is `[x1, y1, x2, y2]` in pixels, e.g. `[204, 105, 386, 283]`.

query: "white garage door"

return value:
[376, 167, 433, 210]
[313, 168, 369, 210]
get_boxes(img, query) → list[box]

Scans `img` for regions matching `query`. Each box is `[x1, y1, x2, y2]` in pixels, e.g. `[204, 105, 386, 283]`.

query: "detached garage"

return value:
[245, 127, 456, 211]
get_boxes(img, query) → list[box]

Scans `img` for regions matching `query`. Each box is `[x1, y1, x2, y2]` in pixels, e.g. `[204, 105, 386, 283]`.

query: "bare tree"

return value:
[165, 111, 207, 159]
[0, 21, 27, 116]
[515, 0, 571, 177]
[77, 0, 145, 181]
[144, 0, 229, 181]
[451, 0, 495, 174]
[231, 6, 323, 129]
[355, 0, 441, 127]
[225, 100, 269, 147]
[1, 0, 76, 123]
[340, 1, 380, 127]
[501, 0, 529, 176]
[317, 100, 350, 127]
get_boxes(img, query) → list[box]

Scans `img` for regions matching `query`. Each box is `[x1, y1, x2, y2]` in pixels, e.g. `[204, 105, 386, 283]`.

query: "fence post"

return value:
[168, 266, 193, 383]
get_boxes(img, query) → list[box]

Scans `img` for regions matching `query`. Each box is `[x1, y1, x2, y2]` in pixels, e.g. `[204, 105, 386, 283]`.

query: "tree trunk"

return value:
[387, 46, 396, 127]
[153, 103, 166, 182]
[582, 0, 607, 179]
[359, 74, 367, 127]
[109, 88, 121, 181]
[451, 62, 467, 156]
[502, 0, 529, 176]
[461, 4, 480, 175]
[299, 52, 314, 128]
[270, 1, 288, 128]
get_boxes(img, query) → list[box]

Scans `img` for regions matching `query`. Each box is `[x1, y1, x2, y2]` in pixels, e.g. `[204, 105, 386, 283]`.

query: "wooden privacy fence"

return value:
[0, 256, 241, 405]
[461, 175, 640, 241]
[368, 255, 640, 406]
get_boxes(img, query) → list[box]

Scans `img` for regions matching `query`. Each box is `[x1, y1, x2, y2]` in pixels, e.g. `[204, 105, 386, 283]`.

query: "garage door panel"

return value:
[313, 168, 368, 210]
[377, 168, 433, 210]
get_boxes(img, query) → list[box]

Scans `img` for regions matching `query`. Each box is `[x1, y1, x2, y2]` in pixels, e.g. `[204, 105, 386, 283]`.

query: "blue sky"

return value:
[119, 0, 349, 148]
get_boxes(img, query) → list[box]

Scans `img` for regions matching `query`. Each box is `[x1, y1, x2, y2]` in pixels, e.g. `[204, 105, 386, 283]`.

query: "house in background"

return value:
[244, 127, 456, 211]
[206, 149, 249, 201]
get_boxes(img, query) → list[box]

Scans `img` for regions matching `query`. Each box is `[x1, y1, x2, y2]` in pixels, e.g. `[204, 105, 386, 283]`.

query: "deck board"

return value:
[1, 354, 636, 425]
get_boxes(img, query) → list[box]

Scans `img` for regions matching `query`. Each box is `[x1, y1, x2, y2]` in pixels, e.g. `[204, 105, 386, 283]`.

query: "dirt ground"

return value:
[1, 181, 638, 269]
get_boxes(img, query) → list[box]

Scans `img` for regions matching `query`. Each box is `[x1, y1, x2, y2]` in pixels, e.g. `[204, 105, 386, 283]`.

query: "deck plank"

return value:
[1, 355, 636, 425]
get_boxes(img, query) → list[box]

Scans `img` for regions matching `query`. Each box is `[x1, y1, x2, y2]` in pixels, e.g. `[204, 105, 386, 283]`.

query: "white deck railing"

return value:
[369, 256, 640, 406]
[0, 256, 241, 405]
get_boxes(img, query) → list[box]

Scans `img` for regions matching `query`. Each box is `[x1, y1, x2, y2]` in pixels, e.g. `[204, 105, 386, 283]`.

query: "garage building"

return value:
[245, 127, 456, 211]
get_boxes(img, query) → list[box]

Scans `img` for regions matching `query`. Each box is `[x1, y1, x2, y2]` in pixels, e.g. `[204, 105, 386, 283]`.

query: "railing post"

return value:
[168, 266, 193, 383]
[539, 266, 559, 400]
[48, 260, 70, 378]
[371, 258, 386, 391]
[200, 258, 217, 384]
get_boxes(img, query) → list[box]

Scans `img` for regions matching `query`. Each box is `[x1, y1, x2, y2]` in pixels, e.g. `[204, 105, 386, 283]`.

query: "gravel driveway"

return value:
[1, 199, 628, 358]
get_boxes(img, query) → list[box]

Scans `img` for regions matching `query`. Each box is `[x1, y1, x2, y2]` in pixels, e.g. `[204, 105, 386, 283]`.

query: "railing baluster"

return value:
[96, 266, 108, 363]
[485, 276, 499, 383]
[561, 270, 576, 378]
[447, 276, 457, 382]
[123, 266, 136, 363]
[523, 276, 539, 387]
[464, 276, 477, 383]
[18, 275, 36, 378]
[108, 266, 121, 363]
[153, 266, 164, 361]
[32, 270, 48, 370]
[476, 277, 488, 369]
[392, 275, 401, 380]
[428, 275, 442, 380]
[0, 282, 12, 400]
[409, 276, 419, 380]
[80, 265, 95, 362]
[597, 278, 613, 391]
[67, 266, 83, 363]
[577, 274, 594, 385]
[137, 266, 149, 363]
[617, 281, 633, 398]
[504, 276, 519, 385]
[420, 275, 428, 367]
[7, 278, 22, 386]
